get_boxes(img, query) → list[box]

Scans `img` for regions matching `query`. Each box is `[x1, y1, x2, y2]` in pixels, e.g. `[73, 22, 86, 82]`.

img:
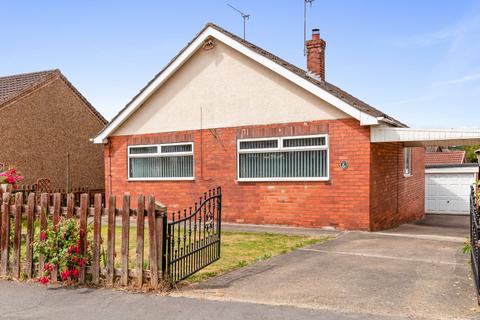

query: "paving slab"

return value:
[380, 214, 469, 240]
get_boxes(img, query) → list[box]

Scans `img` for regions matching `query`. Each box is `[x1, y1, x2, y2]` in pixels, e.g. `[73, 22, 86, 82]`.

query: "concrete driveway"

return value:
[175, 215, 478, 319]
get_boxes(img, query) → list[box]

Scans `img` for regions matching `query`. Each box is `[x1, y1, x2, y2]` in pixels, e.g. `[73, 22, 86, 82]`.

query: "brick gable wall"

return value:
[106, 118, 372, 230]
[370, 143, 425, 230]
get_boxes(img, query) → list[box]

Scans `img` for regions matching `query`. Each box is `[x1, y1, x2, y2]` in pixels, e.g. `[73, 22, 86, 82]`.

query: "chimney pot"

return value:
[306, 28, 326, 81]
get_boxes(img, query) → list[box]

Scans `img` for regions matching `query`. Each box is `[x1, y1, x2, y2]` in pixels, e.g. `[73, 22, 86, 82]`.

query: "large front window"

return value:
[237, 135, 329, 181]
[128, 143, 194, 180]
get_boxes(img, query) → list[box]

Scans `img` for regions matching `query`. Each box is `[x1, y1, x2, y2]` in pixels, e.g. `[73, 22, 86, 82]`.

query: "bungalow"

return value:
[0, 69, 107, 190]
[93, 23, 480, 230]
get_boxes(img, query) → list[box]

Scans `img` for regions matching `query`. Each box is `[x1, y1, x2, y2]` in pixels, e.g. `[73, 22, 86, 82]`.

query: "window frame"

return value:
[237, 134, 330, 182]
[127, 142, 195, 181]
[403, 147, 413, 177]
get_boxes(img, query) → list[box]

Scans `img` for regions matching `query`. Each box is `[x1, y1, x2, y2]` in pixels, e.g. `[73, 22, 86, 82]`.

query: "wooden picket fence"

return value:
[12, 184, 105, 207]
[0, 191, 168, 289]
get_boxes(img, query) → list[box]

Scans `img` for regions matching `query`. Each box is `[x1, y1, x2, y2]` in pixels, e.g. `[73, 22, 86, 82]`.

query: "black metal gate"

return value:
[165, 187, 222, 283]
[470, 185, 480, 303]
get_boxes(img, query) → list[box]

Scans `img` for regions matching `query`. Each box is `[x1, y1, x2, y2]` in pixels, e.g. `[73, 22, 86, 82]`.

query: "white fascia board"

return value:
[93, 26, 378, 143]
[93, 30, 211, 143]
[425, 167, 479, 174]
[371, 127, 480, 146]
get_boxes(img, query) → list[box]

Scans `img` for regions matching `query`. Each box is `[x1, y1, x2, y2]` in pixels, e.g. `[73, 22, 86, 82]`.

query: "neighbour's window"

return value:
[128, 143, 194, 180]
[403, 147, 413, 176]
[237, 135, 329, 181]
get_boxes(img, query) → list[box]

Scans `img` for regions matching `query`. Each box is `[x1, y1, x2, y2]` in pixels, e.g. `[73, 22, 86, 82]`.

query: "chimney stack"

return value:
[306, 28, 326, 80]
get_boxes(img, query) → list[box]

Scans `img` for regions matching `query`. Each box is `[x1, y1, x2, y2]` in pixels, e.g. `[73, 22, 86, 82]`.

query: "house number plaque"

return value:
[340, 160, 348, 170]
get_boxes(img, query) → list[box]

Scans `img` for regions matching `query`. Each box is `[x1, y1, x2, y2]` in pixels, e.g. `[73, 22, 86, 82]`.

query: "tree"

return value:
[452, 145, 480, 163]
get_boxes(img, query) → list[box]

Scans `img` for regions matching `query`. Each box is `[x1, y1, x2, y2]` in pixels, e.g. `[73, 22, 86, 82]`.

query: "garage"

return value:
[425, 164, 478, 214]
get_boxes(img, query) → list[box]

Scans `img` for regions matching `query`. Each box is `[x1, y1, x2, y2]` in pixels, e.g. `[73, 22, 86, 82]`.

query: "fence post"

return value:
[39, 193, 49, 273]
[156, 210, 167, 278]
[135, 194, 145, 288]
[25, 193, 35, 279]
[107, 195, 116, 287]
[0, 192, 11, 277]
[12, 193, 23, 279]
[66, 193, 74, 218]
[147, 195, 158, 289]
[51, 193, 61, 283]
[121, 194, 130, 286]
[92, 193, 102, 285]
[79, 193, 89, 284]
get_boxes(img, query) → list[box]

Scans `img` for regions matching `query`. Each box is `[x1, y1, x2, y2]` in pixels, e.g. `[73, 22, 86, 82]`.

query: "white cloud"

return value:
[394, 7, 480, 50]
[430, 72, 480, 87]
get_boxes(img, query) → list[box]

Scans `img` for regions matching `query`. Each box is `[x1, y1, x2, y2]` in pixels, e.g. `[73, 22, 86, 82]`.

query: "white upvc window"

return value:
[403, 147, 413, 176]
[237, 134, 329, 182]
[128, 142, 194, 181]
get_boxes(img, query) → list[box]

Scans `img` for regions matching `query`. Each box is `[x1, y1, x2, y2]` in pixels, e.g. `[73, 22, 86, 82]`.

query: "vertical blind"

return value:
[128, 143, 194, 179]
[238, 136, 329, 180]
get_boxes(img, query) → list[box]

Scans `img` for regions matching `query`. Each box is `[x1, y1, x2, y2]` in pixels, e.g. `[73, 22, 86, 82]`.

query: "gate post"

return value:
[155, 203, 167, 279]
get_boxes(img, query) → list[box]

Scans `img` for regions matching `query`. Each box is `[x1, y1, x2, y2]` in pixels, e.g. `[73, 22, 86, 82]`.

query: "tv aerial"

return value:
[304, 0, 315, 56]
[227, 3, 250, 40]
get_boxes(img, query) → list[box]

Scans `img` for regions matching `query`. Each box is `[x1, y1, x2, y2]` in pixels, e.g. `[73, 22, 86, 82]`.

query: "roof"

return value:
[0, 69, 107, 124]
[94, 23, 406, 143]
[0, 70, 57, 104]
[425, 150, 466, 165]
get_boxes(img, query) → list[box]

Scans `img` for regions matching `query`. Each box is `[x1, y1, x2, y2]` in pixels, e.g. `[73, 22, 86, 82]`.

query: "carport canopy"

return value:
[371, 127, 480, 147]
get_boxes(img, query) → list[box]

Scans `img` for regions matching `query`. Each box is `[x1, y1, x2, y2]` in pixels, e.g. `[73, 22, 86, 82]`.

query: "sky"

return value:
[1, 1, 479, 128]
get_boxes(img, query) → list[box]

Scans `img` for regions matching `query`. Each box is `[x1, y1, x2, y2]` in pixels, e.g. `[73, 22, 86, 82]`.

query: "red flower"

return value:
[78, 258, 88, 267]
[40, 231, 47, 241]
[72, 269, 79, 279]
[38, 276, 49, 285]
[44, 263, 53, 272]
[60, 269, 71, 281]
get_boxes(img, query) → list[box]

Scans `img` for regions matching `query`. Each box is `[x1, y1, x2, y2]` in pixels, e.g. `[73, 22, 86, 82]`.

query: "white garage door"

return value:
[425, 172, 475, 214]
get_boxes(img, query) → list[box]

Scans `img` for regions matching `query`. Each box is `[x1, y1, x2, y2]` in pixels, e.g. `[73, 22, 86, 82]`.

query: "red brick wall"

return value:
[105, 118, 372, 230]
[370, 144, 425, 231]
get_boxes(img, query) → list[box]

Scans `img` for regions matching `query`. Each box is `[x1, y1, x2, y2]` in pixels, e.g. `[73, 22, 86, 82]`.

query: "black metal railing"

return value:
[470, 185, 480, 303]
[165, 187, 222, 283]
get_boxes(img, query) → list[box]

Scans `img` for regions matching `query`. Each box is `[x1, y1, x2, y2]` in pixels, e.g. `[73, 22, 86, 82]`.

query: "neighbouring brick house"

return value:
[93, 23, 480, 230]
[0, 69, 107, 190]
[425, 148, 466, 165]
